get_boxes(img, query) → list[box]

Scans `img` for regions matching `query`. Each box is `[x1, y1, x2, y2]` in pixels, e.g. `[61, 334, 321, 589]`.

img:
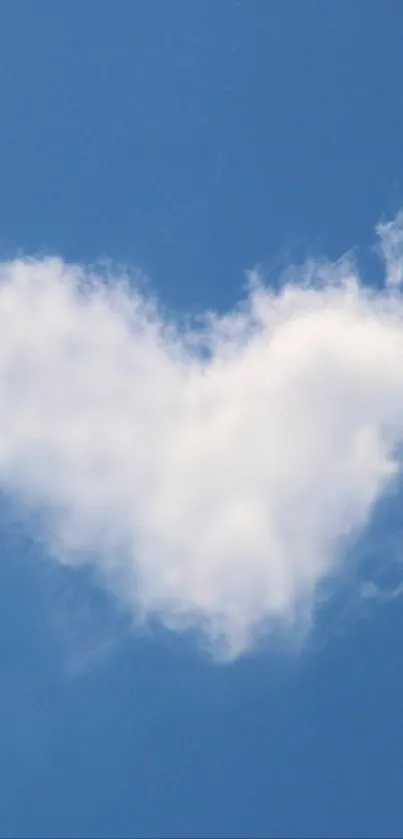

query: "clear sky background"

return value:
[1, 2, 403, 838]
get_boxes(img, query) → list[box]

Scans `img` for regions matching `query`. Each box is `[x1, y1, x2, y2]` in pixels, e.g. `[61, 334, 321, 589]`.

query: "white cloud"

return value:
[377, 210, 403, 287]
[1, 219, 403, 659]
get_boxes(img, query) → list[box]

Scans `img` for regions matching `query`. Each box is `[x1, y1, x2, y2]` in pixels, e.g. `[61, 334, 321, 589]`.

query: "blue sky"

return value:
[1, 2, 403, 837]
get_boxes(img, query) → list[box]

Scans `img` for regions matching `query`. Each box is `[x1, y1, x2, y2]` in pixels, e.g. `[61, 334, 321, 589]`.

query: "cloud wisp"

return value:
[1, 217, 403, 659]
